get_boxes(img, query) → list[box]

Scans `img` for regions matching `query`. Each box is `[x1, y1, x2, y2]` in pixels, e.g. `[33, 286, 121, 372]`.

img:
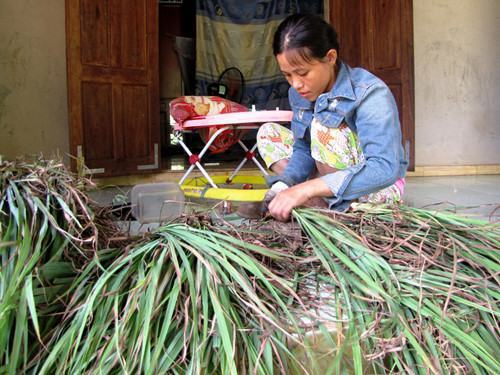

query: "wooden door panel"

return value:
[116, 0, 147, 69]
[330, 0, 415, 170]
[330, 1, 362, 67]
[80, 67, 148, 82]
[81, 82, 114, 161]
[341, 4, 362, 67]
[66, 0, 159, 176]
[122, 85, 149, 159]
[371, 0, 401, 71]
[80, 0, 110, 66]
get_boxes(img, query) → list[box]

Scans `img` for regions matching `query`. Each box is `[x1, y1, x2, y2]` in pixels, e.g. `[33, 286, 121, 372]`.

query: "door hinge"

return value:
[137, 143, 159, 170]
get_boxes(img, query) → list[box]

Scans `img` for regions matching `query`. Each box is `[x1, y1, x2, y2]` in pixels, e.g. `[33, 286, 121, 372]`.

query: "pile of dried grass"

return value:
[1, 157, 498, 374]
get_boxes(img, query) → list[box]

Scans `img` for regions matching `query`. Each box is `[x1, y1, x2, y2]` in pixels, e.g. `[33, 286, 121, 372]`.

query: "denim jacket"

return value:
[268, 61, 408, 211]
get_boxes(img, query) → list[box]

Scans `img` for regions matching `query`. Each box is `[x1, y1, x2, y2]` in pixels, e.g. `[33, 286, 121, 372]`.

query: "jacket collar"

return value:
[328, 61, 356, 101]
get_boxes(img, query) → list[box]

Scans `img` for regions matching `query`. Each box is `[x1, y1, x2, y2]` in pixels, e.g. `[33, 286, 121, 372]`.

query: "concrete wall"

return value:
[0, 0, 69, 162]
[0, 0, 499, 168]
[413, 0, 500, 165]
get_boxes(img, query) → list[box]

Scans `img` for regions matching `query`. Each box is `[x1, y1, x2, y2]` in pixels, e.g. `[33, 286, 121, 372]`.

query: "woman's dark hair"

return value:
[273, 14, 340, 64]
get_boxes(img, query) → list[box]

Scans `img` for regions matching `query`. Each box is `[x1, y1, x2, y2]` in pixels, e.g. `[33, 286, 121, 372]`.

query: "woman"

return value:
[257, 13, 408, 221]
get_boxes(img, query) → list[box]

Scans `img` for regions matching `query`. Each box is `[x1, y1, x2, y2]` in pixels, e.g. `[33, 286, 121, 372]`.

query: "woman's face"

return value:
[276, 49, 337, 102]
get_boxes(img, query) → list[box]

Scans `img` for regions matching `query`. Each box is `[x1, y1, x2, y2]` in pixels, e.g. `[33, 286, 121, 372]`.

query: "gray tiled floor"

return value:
[404, 175, 499, 222]
[89, 175, 500, 223]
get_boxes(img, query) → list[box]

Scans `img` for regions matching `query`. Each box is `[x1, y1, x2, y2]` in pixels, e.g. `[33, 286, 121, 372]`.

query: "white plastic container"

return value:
[130, 183, 185, 224]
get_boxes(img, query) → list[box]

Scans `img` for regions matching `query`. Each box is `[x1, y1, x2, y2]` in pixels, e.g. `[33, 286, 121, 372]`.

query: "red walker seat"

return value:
[169, 96, 292, 189]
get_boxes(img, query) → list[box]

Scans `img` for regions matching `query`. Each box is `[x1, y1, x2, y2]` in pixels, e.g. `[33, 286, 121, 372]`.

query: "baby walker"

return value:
[169, 96, 292, 203]
[130, 96, 292, 224]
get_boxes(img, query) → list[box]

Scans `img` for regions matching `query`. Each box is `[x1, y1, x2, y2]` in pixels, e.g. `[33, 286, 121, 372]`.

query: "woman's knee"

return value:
[256, 122, 293, 169]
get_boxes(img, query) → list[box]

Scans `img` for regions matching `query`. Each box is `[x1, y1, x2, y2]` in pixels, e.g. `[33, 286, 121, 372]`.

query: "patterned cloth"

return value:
[256, 122, 294, 167]
[169, 96, 248, 154]
[310, 118, 364, 169]
[257, 122, 405, 204]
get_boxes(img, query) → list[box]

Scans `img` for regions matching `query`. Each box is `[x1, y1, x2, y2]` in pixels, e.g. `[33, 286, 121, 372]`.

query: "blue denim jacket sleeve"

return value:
[319, 82, 406, 208]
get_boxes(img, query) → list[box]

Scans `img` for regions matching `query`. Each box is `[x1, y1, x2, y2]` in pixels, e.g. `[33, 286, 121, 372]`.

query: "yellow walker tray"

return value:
[181, 175, 269, 202]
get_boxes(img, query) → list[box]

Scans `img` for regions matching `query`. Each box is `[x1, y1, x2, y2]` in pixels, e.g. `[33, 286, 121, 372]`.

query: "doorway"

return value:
[157, 0, 326, 171]
[65, 0, 413, 177]
[158, 0, 255, 169]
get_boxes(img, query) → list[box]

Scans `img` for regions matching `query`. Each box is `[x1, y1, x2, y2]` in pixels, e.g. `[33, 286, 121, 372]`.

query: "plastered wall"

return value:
[0, 0, 69, 162]
[413, 0, 500, 165]
[0, 0, 499, 167]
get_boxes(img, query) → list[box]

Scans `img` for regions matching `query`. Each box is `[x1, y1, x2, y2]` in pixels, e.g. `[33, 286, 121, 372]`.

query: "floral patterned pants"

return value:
[256, 121, 405, 204]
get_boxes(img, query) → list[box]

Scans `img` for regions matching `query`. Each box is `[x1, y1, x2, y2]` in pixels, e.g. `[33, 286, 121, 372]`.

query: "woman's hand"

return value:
[267, 178, 332, 221]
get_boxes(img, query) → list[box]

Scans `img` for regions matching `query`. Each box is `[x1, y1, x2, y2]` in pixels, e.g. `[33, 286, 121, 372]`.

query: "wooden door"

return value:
[66, 0, 160, 176]
[330, 0, 415, 170]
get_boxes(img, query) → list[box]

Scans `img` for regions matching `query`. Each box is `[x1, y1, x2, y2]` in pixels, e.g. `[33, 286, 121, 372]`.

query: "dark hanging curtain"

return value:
[195, 0, 323, 110]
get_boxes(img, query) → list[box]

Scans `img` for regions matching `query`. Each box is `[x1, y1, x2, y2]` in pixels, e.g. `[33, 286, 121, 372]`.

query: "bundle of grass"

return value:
[36, 206, 499, 374]
[0, 156, 118, 373]
[292, 205, 499, 374]
[37, 216, 309, 374]
[2, 156, 499, 374]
